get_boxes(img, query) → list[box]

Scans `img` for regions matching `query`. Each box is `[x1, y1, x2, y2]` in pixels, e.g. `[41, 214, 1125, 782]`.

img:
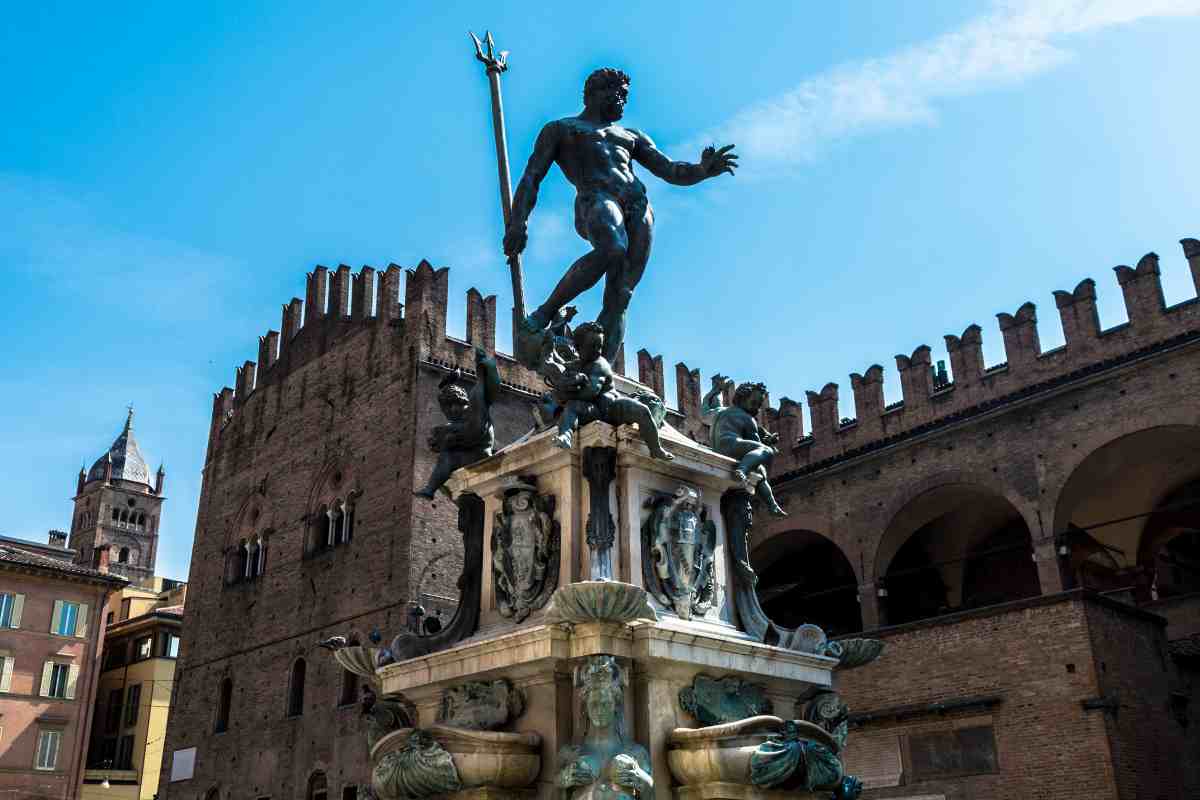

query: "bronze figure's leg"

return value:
[414, 453, 456, 499]
[609, 397, 673, 461]
[554, 402, 580, 450]
[597, 202, 653, 363]
[530, 196, 626, 328]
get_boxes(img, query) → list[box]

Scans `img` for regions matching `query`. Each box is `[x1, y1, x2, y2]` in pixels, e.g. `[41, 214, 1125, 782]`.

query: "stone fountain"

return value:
[330, 409, 880, 800]
[324, 49, 881, 800]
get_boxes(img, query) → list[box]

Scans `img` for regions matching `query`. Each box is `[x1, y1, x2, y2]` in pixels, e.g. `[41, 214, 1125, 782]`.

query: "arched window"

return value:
[338, 668, 358, 707]
[227, 544, 249, 585]
[112, 508, 120, 522]
[288, 659, 307, 717]
[205, 787, 221, 800]
[248, 539, 263, 580]
[307, 772, 327, 800]
[331, 503, 346, 546]
[215, 677, 233, 733]
[118, 547, 130, 564]
[314, 506, 331, 553]
[120, 510, 129, 525]
[345, 502, 355, 542]
[136, 513, 146, 528]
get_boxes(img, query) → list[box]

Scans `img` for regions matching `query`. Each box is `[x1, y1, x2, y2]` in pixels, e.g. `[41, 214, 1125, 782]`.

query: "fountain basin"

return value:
[666, 716, 837, 787]
[371, 726, 543, 793]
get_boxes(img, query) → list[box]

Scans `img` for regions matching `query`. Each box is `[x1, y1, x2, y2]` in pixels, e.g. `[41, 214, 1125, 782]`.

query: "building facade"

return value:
[160, 238, 1200, 800]
[81, 581, 185, 800]
[0, 543, 126, 799]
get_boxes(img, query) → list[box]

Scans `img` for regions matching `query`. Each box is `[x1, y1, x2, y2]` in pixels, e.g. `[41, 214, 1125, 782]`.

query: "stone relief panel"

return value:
[492, 482, 561, 622]
[641, 486, 716, 620]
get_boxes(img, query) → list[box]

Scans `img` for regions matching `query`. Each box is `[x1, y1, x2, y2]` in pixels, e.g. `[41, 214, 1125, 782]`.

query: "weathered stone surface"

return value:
[372, 729, 462, 800]
[558, 656, 653, 800]
[492, 484, 560, 622]
[678, 675, 772, 726]
[542, 581, 657, 625]
[438, 679, 526, 731]
[642, 486, 716, 621]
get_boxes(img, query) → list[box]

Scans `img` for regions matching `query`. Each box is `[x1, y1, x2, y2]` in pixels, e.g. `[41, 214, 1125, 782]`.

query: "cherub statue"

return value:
[557, 656, 652, 800]
[414, 346, 501, 498]
[549, 322, 673, 461]
[702, 376, 787, 517]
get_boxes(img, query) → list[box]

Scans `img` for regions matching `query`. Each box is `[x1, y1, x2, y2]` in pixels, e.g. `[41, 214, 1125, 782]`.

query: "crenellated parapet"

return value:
[208, 235, 1200, 476]
[774, 235, 1200, 476]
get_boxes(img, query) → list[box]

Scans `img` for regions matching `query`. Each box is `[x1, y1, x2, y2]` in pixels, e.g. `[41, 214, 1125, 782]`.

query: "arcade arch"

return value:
[876, 483, 1038, 626]
[751, 530, 862, 636]
[1053, 425, 1200, 599]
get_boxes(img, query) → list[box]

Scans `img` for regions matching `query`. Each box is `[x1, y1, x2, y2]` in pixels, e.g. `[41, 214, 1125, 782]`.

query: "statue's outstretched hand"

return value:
[503, 221, 528, 258]
[700, 144, 738, 178]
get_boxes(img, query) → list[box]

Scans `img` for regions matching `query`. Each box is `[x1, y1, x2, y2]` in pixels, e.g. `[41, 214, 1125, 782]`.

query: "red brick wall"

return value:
[838, 594, 1122, 800]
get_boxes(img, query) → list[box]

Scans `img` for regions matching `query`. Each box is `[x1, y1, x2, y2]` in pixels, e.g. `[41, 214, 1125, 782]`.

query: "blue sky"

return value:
[2, 1, 1198, 581]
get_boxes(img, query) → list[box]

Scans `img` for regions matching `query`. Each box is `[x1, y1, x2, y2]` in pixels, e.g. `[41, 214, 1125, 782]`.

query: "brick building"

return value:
[159, 239, 1200, 800]
[0, 542, 126, 798]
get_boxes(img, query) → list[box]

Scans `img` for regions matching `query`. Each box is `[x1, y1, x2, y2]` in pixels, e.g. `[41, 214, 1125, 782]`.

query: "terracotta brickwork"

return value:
[160, 237, 1200, 800]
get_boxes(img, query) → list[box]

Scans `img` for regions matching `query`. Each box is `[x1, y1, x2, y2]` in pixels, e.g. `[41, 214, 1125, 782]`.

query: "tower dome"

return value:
[86, 408, 152, 487]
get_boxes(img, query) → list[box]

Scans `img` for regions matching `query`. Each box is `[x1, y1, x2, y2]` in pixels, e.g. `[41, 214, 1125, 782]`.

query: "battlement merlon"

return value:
[211, 235, 1200, 471]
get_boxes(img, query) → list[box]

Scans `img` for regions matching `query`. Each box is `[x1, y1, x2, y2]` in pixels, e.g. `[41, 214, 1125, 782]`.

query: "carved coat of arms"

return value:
[641, 486, 716, 620]
[492, 484, 560, 622]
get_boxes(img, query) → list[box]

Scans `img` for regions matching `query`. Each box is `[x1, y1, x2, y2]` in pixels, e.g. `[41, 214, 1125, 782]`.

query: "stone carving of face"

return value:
[585, 680, 617, 727]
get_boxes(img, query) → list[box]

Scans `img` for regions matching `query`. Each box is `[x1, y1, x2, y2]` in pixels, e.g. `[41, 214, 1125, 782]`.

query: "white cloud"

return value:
[692, 0, 1200, 167]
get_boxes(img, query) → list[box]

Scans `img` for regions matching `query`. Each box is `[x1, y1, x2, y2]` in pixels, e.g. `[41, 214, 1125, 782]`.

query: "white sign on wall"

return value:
[169, 747, 197, 782]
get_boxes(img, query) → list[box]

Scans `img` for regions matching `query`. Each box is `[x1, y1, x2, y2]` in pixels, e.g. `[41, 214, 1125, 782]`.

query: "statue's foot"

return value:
[650, 446, 675, 461]
[552, 432, 573, 450]
[413, 489, 435, 500]
[767, 504, 789, 518]
[732, 469, 749, 486]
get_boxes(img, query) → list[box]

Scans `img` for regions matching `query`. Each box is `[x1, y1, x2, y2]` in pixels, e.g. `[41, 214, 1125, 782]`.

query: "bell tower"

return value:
[69, 408, 165, 584]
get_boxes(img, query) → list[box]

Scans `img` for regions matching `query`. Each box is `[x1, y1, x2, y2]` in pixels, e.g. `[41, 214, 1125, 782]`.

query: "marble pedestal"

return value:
[368, 419, 839, 800]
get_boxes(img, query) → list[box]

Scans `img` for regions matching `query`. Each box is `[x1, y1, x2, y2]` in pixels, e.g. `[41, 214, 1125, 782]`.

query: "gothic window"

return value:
[136, 513, 146, 529]
[226, 544, 249, 586]
[119, 547, 130, 564]
[307, 773, 327, 800]
[248, 539, 263, 580]
[112, 508, 119, 522]
[215, 678, 232, 733]
[331, 503, 346, 546]
[287, 659, 307, 717]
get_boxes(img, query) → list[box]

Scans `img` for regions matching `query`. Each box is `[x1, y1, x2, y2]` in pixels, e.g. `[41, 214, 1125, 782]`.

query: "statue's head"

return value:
[733, 382, 768, 414]
[584, 68, 630, 123]
[576, 655, 625, 735]
[573, 321, 605, 361]
[438, 383, 471, 421]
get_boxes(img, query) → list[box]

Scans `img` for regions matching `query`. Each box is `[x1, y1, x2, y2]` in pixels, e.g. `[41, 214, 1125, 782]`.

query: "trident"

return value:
[470, 31, 526, 334]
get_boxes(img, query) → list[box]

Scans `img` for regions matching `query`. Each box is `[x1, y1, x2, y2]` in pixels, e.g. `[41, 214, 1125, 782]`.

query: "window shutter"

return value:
[0, 657, 12, 692]
[76, 604, 89, 638]
[10, 594, 23, 628]
[50, 601, 63, 634]
[40, 661, 54, 697]
[66, 664, 80, 700]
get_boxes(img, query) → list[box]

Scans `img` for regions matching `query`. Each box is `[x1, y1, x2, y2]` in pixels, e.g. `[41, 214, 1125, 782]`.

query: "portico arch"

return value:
[875, 481, 1038, 626]
[1053, 425, 1200, 597]
[751, 529, 862, 636]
